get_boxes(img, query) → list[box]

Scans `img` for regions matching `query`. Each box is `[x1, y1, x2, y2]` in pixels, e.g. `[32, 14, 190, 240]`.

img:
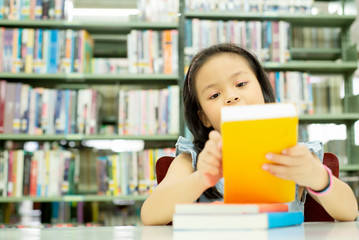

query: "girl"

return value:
[141, 43, 358, 225]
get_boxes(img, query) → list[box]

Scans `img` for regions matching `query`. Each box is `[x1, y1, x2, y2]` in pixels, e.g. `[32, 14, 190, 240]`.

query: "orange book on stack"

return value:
[221, 103, 298, 204]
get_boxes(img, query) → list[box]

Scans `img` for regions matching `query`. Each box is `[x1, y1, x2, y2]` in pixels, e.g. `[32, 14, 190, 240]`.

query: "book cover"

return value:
[173, 211, 303, 230]
[221, 103, 298, 204]
[175, 201, 288, 214]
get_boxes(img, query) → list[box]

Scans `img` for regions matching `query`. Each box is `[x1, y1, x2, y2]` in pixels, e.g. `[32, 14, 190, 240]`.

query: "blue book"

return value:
[185, 19, 192, 47]
[48, 29, 59, 73]
[173, 211, 304, 230]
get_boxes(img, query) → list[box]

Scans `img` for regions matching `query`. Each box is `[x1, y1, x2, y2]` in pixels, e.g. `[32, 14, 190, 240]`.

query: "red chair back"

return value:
[155, 153, 340, 222]
[156, 156, 175, 184]
[304, 152, 339, 222]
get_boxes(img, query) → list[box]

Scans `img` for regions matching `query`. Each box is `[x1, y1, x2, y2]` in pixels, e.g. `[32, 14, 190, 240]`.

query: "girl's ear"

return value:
[198, 109, 212, 128]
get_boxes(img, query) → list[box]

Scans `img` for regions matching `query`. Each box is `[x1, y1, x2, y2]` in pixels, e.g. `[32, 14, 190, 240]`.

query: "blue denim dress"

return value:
[175, 136, 324, 213]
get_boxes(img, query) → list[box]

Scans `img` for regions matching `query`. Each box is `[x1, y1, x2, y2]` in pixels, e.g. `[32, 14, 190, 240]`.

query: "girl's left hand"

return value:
[262, 144, 327, 189]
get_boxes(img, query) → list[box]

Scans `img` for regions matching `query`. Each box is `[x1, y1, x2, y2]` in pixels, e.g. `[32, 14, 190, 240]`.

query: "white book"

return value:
[1, 151, 8, 197]
[169, 85, 179, 135]
[173, 211, 304, 230]
[147, 89, 155, 135]
[28, 88, 36, 134]
[19, 84, 30, 133]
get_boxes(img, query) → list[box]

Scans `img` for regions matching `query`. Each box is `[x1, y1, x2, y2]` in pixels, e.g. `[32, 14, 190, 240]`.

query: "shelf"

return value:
[0, 134, 179, 141]
[299, 113, 359, 124]
[0, 73, 179, 85]
[340, 164, 359, 172]
[263, 61, 357, 73]
[0, 20, 178, 33]
[184, 12, 356, 27]
[0, 195, 148, 203]
[290, 48, 341, 61]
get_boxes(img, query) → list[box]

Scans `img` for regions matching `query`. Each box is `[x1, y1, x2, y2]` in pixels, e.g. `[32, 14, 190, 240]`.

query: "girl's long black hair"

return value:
[183, 43, 276, 199]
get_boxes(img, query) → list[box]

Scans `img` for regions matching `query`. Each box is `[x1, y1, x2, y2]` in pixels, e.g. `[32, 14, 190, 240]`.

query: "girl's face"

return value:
[195, 53, 265, 132]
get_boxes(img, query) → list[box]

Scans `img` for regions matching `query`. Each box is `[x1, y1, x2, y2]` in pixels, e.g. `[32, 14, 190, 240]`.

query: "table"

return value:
[0, 222, 358, 240]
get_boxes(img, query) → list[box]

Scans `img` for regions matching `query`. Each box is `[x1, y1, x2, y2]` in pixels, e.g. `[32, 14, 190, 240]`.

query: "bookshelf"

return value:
[0, 134, 179, 141]
[180, 0, 358, 170]
[0, 1, 181, 226]
[0, 194, 147, 203]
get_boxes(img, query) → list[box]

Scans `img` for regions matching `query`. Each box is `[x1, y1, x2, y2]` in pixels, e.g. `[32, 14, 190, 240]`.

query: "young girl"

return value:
[141, 43, 358, 225]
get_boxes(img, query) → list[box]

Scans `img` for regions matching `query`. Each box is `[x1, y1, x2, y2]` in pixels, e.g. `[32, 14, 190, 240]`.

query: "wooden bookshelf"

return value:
[0, 73, 179, 85]
[290, 48, 342, 61]
[184, 12, 356, 27]
[0, 134, 179, 141]
[0, 195, 147, 203]
[0, 20, 178, 32]
[299, 113, 359, 124]
[263, 61, 357, 73]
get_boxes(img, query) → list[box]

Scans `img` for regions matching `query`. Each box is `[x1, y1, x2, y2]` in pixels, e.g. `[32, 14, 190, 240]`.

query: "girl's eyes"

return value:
[236, 82, 247, 87]
[208, 82, 247, 99]
[209, 93, 220, 99]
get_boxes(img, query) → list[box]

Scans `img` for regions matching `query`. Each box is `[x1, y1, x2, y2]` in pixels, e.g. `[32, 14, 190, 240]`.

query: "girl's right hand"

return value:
[197, 130, 223, 188]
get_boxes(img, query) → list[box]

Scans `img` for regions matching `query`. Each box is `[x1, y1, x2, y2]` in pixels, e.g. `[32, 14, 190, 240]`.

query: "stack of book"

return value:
[172, 201, 304, 231]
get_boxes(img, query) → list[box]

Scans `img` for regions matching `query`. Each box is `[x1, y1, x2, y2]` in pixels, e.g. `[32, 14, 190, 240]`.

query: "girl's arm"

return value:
[141, 130, 223, 225]
[140, 153, 208, 225]
[263, 145, 358, 221]
[309, 173, 358, 221]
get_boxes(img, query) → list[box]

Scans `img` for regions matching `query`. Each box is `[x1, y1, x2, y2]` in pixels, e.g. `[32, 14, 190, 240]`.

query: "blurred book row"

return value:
[0, 81, 180, 136]
[268, 72, 343, 115]
[0, 0, 66, 20]
[0, 147, 175, 198]
[0, 28, 179, 74]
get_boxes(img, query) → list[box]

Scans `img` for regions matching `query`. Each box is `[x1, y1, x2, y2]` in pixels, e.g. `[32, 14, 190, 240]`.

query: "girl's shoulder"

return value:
[175, 136, 198, 170]
[301, 141, 324, 163]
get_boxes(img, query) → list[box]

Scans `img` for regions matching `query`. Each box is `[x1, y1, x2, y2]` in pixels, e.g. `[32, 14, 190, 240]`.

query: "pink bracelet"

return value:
[307, 165, 333, 196]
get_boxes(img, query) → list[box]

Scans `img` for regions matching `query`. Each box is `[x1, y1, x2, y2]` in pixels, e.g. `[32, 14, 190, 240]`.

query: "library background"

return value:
[0, 0, 358, 227]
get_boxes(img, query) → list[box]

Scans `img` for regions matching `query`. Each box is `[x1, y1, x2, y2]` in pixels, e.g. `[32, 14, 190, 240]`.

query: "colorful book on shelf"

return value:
[175, 201, 288, 214]
[221, 103, 298, 204]
[173, 211, 304, 230]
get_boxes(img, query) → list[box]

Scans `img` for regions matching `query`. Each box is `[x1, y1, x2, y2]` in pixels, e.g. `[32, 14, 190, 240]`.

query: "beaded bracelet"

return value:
[307, 165, 333, 196]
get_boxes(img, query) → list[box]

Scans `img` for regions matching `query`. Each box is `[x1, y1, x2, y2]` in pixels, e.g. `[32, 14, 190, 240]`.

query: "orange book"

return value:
[221, 103, 298, 204]
[163, 30, 172, 74]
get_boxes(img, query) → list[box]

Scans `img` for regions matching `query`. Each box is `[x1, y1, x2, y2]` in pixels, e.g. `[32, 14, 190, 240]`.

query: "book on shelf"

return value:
[221, 103, 298, 204]
[175, 201, 289, 214]
[0, 28, 93, 74]
[172, 211, 304, 230]
[184, 19, 290, 64]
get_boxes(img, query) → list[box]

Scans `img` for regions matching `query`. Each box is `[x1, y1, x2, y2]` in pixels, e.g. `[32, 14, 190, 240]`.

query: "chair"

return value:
[155, 153, 339, 222]
[304, 152, 339, 222]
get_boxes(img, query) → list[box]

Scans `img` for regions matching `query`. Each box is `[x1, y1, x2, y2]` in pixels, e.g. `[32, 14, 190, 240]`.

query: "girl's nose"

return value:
[225, 96, 239, 105]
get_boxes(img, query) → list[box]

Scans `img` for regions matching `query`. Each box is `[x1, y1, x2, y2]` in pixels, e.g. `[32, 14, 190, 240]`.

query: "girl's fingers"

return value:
[265, 153, 300, 167]
[263, 162, 304, 180]
[209, 130, 222, 148]
[282, 144, 309, 156]
[262, 164, 291, 179]
[204, 141, 222, 161]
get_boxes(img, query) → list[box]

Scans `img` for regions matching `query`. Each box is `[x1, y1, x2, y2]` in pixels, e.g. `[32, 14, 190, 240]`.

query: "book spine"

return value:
[0, 80, 6, 133]
[268, 212, 304, 228]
